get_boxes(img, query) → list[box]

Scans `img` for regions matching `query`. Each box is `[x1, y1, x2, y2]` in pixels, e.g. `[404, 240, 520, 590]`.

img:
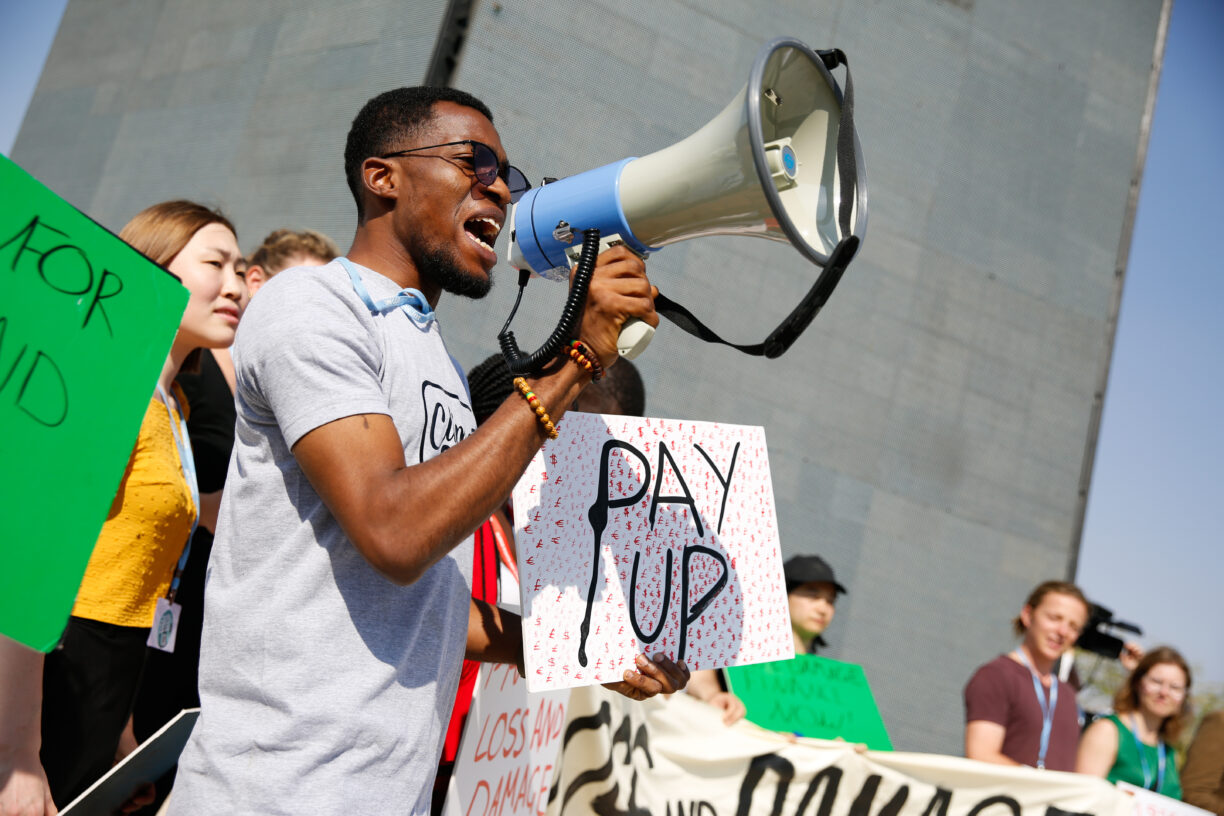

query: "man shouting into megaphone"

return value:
[167, 87, 689, 816]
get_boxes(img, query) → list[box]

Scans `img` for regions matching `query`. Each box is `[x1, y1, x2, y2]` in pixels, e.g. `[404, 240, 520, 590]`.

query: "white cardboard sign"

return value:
[443, 662, 569, 816]
[512, 413, 792, 692]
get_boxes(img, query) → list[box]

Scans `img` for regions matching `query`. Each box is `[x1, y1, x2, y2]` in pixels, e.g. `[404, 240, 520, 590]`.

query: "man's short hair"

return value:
[344, 86, 495, 221]
[1012, 580, 1088, 637]
[249, 228, 341, 276]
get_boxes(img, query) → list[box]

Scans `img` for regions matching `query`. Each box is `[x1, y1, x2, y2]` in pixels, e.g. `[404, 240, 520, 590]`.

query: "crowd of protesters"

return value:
[0, 82, 1220, 816]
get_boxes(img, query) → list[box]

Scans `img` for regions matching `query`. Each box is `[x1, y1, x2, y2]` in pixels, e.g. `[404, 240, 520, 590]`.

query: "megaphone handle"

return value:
[617, 318, 655, 360]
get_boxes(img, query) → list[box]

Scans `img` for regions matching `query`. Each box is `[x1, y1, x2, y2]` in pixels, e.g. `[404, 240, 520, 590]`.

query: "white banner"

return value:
[513, 413, 792, 692]
[547, 686, 1135, 816]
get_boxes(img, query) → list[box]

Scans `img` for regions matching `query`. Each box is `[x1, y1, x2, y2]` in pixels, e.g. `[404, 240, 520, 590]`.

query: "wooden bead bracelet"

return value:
[567, 339, 604, 381]
[512, 377, 558, 440]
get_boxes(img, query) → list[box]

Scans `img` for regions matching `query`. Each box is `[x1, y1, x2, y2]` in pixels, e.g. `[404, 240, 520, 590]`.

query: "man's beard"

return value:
[418, 247, 492, 299]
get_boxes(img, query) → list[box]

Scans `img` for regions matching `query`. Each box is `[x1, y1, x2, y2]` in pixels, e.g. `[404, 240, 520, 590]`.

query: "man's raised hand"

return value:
[574, 246, 658, 368]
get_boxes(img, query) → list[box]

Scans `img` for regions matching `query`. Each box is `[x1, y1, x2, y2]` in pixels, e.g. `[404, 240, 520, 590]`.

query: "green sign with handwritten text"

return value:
[0, 154, 188, 651]
[725, 654, 893, 750]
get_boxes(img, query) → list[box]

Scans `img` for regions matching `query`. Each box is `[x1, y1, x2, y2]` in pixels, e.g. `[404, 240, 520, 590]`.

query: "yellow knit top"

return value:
[72, 385, 196, 627]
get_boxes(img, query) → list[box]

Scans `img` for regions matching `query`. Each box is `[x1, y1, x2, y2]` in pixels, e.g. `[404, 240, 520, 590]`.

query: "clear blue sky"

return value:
[0, 1, 67, 152]
[2, 1, 1219, 688]
[1075, 0, 1223, 689]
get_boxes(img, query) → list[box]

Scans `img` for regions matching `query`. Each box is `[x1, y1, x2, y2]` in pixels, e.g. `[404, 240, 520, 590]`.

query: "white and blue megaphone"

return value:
[498, 37, 867, 372]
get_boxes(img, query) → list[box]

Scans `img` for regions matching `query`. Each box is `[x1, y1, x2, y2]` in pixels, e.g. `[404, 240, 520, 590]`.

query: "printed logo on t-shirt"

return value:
[420, 381, 475, 460]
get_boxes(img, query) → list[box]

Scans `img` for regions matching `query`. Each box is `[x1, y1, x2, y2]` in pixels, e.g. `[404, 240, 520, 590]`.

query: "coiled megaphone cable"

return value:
[498, 227, 602, 376]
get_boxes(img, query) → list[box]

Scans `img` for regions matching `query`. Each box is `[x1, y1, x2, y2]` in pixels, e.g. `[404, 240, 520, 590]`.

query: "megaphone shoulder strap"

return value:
[655, 50, 860, 360]
[819, 48, 857, 240]
[654, 234, 858, 359]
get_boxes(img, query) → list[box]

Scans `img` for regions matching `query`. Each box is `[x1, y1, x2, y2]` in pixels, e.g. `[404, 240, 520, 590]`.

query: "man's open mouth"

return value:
[465, 216, 501, 254]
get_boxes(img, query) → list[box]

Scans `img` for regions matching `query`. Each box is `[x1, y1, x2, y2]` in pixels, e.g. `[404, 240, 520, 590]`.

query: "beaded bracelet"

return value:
[567, 339, 604, 381]
[513, 377, 559, 439]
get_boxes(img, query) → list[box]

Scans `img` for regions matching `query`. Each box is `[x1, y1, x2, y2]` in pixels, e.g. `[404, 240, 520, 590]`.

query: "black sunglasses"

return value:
[379, 140, 531, 203]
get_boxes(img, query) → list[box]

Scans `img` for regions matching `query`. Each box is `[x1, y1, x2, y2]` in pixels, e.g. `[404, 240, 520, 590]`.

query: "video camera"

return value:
[1076, 602, 1142, 659]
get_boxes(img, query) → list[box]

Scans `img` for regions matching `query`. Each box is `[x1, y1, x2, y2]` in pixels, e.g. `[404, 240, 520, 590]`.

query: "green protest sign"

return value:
[725, 654, 893, 750]
[0, 154, 188, 652]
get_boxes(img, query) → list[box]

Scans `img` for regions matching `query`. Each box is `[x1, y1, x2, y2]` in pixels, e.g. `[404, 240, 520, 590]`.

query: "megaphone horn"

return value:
[499, 37, 867, 372]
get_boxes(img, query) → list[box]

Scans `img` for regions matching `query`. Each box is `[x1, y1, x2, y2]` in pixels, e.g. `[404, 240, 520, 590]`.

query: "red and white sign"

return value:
[512, 413, 792, 692]
[443, 662, 569, 816]
[1118, 783, 1213, 816]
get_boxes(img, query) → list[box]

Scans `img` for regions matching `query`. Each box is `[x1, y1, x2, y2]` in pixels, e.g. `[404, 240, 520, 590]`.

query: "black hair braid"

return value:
[466, 353, 516, 426]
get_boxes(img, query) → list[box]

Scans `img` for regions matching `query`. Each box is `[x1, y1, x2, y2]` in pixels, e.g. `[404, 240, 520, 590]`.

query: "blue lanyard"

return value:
[157, 385, 199, 602]
[337, 257, 435, 328]
[1015, 649, 1059, 769]
[1130, 714, 1167, 792]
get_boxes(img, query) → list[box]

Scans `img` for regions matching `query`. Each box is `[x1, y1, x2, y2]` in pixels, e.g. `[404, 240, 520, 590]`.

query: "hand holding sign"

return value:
[604, 652, 692, 700]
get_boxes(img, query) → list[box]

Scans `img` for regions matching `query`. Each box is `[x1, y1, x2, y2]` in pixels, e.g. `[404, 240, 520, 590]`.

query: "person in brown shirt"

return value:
[964, 580, 1090, 771]
[1182, 710, 1224, 815]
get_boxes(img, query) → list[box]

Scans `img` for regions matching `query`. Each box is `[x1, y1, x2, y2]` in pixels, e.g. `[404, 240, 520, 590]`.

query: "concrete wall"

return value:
[444, 0, 1164, 752]
[13, 0, 451, 246]
[12, 0, 1166, 753]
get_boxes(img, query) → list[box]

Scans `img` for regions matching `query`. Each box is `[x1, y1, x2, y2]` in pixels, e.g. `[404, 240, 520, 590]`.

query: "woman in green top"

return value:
[1077, 646, 1194, 799]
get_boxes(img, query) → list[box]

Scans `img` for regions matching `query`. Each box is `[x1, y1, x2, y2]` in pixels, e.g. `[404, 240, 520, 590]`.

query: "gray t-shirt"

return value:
[171, 259, 475, 815]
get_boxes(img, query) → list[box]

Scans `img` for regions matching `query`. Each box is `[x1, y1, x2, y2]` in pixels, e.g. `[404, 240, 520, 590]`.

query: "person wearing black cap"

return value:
[685, 553, 848, 723]
[784, 554, 847, 655]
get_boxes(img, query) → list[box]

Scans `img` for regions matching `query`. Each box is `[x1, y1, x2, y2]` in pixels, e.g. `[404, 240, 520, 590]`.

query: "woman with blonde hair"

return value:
[1077, 646, 1193, 798]
[243, 227, 340, 295]
[0, 200, 244, 814]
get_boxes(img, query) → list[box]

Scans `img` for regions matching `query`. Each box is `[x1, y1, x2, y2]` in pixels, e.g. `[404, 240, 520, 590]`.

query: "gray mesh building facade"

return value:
[12, 0, 1167, 753]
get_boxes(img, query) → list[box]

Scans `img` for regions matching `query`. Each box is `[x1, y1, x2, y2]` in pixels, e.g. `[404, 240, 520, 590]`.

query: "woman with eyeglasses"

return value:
[1077, 646, 1194, 799]
[0, 200, 245, 815]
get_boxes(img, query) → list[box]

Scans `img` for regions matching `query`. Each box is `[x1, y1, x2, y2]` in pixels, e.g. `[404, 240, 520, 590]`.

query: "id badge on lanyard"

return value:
[1131, 714, 1167, 793]
[147, 385, 200, 654]
[1015, 649, 1058, 769]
